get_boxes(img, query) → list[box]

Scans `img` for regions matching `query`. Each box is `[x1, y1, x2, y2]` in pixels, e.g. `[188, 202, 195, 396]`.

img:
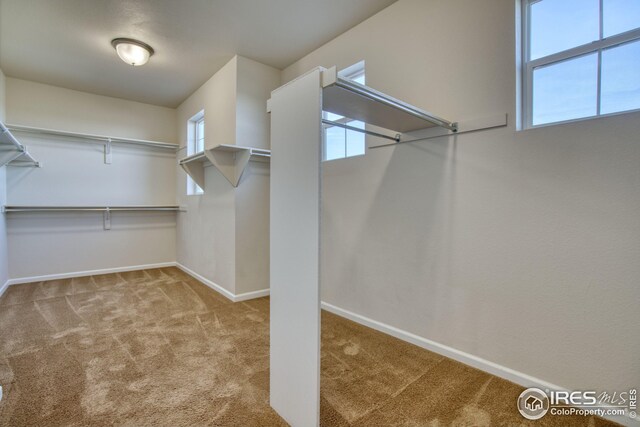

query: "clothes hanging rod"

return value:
[2, 205, 182, 213]
[369, 118, 509, 149]
[322, 119, 400, 142]
[6, 124, 178, 150]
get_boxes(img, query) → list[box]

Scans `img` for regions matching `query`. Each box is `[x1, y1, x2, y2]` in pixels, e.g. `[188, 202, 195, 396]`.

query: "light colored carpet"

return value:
[0, 268, 618, 426]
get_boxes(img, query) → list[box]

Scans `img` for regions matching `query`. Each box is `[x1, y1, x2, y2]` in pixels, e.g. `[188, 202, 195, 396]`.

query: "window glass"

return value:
[346, 122, 365, 157]
[532, 53, 598, 125]
[187, 112, 204, 195]
[523, 0, 640, 127]
[196, 118, 205, 152]
[601, 39, 640, 114]
[322, 62, 366, 161]
[530, 0, 599, 60]
[603, 0, 640, 37]
[325, 125, 346, 161]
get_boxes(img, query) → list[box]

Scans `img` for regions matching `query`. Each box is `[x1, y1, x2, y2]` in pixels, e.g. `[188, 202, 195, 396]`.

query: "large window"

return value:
[522, 0, 640, 127]
[187, 111, 204, 195]
[323, 62, 366, 161]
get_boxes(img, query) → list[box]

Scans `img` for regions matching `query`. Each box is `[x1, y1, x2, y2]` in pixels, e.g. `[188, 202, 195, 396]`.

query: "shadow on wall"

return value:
[321, 135, 477, 344]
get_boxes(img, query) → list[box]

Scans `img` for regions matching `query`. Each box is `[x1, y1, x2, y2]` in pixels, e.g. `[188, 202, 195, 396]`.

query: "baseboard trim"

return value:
[4, 261, 270, 304]
[175, 263, 235, 301]
[234, 288, 270, 302]
[6, 262, 178, 286]
[320, 302, 636, 427]
[175, 263, 269, 303]
[0, 279, 10, 298]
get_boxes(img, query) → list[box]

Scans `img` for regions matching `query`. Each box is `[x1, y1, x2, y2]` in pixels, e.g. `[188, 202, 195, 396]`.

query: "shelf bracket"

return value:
[103, 208, 111, 230]
[104, 138, 112, 164]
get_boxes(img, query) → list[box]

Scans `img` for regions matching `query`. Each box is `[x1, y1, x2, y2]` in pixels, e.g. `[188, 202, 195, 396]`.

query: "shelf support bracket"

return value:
[104, 138, 112, 164]
[103, 208, 111, 230]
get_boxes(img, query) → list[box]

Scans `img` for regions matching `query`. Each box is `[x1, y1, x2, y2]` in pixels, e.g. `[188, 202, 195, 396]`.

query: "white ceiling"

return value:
[0, 0, 396, 107]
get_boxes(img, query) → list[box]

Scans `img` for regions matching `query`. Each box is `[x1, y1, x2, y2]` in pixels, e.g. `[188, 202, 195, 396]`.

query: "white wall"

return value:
[176, 56, 279, 296]
[283, 0, 640, 395]
[5, 78, 178, 279]
[234, 56, 280, 294]
[176, 57, 239, 294]
[0, 67, 8, 287]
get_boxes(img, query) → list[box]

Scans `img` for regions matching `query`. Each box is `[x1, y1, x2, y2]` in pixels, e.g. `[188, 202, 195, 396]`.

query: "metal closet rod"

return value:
[7, 124, 179, 150]
[3, 205, 182, 213]
[321, 119, 400, 142]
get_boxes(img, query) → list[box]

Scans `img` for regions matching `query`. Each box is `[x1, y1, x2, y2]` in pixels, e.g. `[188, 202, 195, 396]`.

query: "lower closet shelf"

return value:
[2, 205, 184, 230]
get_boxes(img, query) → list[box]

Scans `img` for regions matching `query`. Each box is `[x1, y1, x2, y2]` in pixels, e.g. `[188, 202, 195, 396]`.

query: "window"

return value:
[522, 0, 640, 127]
[323, 62, 366, 161]
[187, 111, 204, 195]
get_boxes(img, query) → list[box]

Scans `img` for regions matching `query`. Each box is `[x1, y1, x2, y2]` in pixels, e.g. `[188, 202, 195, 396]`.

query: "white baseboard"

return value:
[6, 262, 178, 286]
[234, 288, 270, 302]
[320, 302, 637, 427]
[175, 262, 269, 303]
[3, 261, 269, 304]
[0, 279, 10, 298]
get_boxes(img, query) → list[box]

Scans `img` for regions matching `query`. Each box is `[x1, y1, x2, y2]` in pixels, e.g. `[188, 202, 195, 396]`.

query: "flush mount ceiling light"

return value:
[111, 38, 154, 66]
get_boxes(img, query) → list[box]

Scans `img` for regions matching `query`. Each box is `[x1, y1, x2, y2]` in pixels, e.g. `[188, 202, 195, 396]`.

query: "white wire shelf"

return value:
[0, 122, 42, 168]
[179, 145, 271, 189]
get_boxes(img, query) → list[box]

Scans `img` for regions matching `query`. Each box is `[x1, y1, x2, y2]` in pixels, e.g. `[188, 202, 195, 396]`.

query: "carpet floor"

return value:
[0, 267, 617, 426]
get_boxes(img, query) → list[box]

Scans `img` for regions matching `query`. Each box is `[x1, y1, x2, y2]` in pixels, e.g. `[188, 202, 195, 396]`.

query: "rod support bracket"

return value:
[103, 207, 111, 230]
[104, 138, 112, 164]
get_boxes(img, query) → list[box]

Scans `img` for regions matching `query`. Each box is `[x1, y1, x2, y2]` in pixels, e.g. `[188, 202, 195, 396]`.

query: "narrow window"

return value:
[187, 111, 204, 195]
[323, 61, 366, 161]
[521, 0, 640, 128]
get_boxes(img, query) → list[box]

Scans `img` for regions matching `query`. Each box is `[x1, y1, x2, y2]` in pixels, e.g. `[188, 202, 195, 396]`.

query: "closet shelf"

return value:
[2, 205, 183, 213]
[2, 205, 184, 230]
[321, 67, 457, 134]
[0, 122, 42, 168]
[179, 145, 271, 189]
[6, 124, 178, 150]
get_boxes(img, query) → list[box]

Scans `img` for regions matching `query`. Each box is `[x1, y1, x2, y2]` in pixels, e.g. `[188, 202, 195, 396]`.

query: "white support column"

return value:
[269, 68, 323, 427]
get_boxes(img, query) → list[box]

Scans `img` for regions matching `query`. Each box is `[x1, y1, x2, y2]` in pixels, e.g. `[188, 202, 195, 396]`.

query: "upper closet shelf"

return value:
[0, 122, 41, 168]
[321, 67, 457, 134]
[7, 124, 178, 150]
[179, 145, 271, 189]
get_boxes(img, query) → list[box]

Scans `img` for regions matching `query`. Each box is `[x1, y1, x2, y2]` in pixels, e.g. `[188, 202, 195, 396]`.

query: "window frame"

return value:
[521, 0, 640, 129]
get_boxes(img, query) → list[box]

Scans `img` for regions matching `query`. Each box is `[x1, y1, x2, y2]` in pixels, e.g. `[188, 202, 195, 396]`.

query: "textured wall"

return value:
[283, 0, 640, 394]
[175, 56, 279, 296]
[5, 78, 177, 279]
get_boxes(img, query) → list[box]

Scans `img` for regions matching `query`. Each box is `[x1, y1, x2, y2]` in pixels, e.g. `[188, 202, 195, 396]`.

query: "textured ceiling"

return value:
[0, 0, 396, 107]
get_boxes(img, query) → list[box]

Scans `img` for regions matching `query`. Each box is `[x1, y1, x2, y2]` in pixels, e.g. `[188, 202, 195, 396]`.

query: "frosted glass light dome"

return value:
[111, 38, 154, 66]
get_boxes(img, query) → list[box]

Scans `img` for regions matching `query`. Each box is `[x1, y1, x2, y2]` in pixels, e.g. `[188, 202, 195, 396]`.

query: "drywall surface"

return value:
[283, 0, 640, 396]
[235, 160, 270, 294]
[176, 56, 278, 296]
[270, 68, 322, 427]
[0, 68, 6, 121]
[6, 78, 176, 141]
[175, 57, 238, 294]
[5, 78, 177, 279]
[236, 56, 281, 150]
[0, 68, 8, 286]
